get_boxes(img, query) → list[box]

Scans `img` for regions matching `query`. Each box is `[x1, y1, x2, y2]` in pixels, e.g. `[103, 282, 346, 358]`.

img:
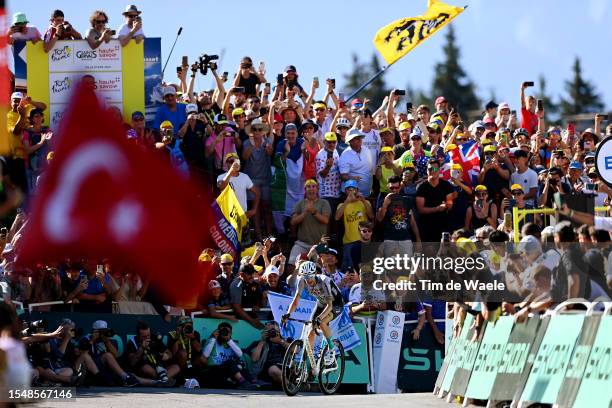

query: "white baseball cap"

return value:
[92, 320, 108, 330]
[11, 92, 24, 100]
[186, 103, 198, 114]
[183, 378, 200, 389]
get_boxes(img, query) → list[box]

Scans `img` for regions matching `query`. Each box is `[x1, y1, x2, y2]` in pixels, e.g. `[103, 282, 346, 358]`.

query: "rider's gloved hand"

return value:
[313, 317, 322, 327]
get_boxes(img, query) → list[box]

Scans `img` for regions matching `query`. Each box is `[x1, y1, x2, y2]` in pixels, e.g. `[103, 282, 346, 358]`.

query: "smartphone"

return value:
[442, 232, 450, 242]
[537, 99, 544, 111]
[96, 265, 103, 275]
[330, 78, 336, 89]
[109, 30, 116, 36]
[599, 114, 609, 121]
[259, 61, 265, 72]
[176, 66, 182, 73]
[511, 110, 517, 116]
[503, 213, 512, 229]
[509, 198, 517, 210]
[264, 82, 270, 89]
[524, 81, 534, 87]
[234, 86, 245, 93]
[327, 150, 333, 160]
[395, 90, 406, 96]
[276, 73, 284, 86]
[567, 121, 576, 134]
[222, 71, 228, 81]
[406, 102, 413, 112]
[457, 121, 465, 131]
[182, 56, 188, 66]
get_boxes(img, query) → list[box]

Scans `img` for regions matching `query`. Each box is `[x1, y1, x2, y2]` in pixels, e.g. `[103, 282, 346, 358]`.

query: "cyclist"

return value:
[281, 261, 343, 367]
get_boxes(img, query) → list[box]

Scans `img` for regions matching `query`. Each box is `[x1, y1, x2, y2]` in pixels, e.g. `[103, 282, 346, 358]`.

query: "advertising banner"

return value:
[488, 315, 545, 403]
[519, 314, 585, 406]
[397, 322, 445, 392]
[571, 314, 612, 408]
[19, 39, 148, 128]
[464, 316, 514, 400]
[438, 313, 474, 393]
[372, 310, 405, 393]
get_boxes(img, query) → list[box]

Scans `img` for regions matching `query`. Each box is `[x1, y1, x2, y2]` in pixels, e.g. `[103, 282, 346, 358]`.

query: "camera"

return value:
[218, 327, 230, 337]
[183, 325, 194, 335]
[78, 337, 92, 351]
[22, 319, 48, 336]
[196, 54, 219, 75]
[267, 329, 277, 338]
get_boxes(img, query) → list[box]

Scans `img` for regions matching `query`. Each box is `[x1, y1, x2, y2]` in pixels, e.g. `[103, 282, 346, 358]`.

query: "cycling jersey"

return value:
[296, 274, 343, 309]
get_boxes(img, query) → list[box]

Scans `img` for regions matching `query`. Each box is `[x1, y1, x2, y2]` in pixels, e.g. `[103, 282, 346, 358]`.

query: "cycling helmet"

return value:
[299, 261, 318, 279]
[336, 118, 351, 129]
[514, 128, 529, 137]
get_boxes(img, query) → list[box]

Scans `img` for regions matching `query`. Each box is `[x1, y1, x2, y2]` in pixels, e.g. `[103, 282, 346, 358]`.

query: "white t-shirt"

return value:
[11, 26, 41, 42]
[314, 115, 333, 145]
[338, 148, 373, 196]
[118, 23, 145, 38]
[361, 128, 381, 174]
[315, 148, 340, 198]
[348, 283, 386, 305]
[217, 172, 254, 212]
[510, 168, 538, 205]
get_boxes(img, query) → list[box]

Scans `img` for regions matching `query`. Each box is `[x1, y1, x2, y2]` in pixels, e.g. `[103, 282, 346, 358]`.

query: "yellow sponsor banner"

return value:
[373, 0, 465, 65]
[24, 40, 144, 128]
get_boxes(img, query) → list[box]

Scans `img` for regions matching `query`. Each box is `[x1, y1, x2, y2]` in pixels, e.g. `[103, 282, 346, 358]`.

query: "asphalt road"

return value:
[39, 388, 453, 408]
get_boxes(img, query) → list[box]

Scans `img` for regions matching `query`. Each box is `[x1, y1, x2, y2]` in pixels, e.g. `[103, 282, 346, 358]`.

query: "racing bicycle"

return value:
[281, 317, 345, 396]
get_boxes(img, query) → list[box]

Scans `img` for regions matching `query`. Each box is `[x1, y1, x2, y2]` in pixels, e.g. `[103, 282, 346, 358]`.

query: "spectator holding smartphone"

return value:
[233, 57, 266, 97]
[118, 5, 145, 47]
[43, 10, 82, 52]
[86, 10, 114, 50]
[7, 12, 41, 45]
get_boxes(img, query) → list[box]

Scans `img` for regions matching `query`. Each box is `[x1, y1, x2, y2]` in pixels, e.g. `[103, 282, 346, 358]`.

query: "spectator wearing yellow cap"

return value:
[447, 164, 472, 232]
[230, 107, 248, 147]
[214, 253, 235, 295]
[217, 153, 260, 218]
[316, 132, 342, 237]
[465, 185, 498, 232]
[478, 144, 511, 210]
[311, 100, 333, 144]
[375, 146, 402, 209]
[393, 121, 413, 159]
[153, 85, 187, 131]
[288, 179, 331, 266]
[156, 120, 189, 177]
[500, 184, 539, 229]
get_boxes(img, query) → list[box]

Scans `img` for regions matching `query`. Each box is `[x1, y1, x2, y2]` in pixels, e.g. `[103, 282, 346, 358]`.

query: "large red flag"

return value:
[17, 82, 213, 307]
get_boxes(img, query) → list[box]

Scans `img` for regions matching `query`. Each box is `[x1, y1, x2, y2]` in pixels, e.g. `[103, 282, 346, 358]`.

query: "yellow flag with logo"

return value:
[373, 0, 465, 65]
[210, 185, 248, 259]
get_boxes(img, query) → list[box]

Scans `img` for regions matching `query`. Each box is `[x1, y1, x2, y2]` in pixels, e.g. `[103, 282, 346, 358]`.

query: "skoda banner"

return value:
[397, 322, 445, 392]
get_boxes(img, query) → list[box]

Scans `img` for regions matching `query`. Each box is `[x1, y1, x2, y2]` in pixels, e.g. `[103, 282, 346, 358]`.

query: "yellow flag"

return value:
[210, 185, 248, 258]
[373, 0, 465, 65]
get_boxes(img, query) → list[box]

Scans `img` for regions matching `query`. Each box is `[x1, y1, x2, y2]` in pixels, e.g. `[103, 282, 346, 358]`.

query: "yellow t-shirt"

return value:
[378, 165, 395, 193]
[343, 201, 367, 244]
[6, 105, 33, 159]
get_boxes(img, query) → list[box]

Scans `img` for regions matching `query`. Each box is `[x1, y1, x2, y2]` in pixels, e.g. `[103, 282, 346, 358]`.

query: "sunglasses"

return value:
[252, 127, 264, 132]
[511, 190, 523, 196]
[315, 108, 326, 112]
[427, 166, 439, 171]
[389, 185, 400, 190]
[127, 14, 139, 18]
[410, 137, 421, 141]
[95, 20, 107, 24]
[132, 116, 144, 121]
[221, 262, 232, 266]
[476, 192, 487, 197]
[360, 229, 373, 234]
[326, 140, 337, 144]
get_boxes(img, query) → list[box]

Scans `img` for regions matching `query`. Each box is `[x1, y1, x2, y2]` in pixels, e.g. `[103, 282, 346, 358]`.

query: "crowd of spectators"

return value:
[3, 4, 612, 391]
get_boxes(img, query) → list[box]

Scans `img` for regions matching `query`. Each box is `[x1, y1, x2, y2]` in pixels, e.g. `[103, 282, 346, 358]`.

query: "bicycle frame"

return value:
[287, 318, 321, 378]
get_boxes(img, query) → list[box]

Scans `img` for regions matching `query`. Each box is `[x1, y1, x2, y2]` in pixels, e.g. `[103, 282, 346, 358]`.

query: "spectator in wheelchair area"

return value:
[247, 321, 289, 386]
[124, 320, 179, 386]
[74, 320, 140, 386]
[202, 322, 257, 389]
[167, 316, 205, 376]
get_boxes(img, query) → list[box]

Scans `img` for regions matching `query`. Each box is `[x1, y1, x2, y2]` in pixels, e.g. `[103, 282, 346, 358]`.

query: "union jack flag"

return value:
[442, 140, 480, 186]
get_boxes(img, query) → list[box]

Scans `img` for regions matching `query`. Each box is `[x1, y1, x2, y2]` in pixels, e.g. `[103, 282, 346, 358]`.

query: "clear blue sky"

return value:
[9, 0, 611, 110]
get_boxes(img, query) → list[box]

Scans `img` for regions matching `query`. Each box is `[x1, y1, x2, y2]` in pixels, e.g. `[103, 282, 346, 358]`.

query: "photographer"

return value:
[247, 322, 288, 386]
[74, 320, 140, 386]
[7, 12, 41, 45]
[118, 5, 145, 47]
[202, 322, 255, 389]
[233, 56, 266, 97]
[125, 320, 178, 386]
[167, 316, 205, 375]
[43, 10, 82, 53]
[32, 319, 83, 386]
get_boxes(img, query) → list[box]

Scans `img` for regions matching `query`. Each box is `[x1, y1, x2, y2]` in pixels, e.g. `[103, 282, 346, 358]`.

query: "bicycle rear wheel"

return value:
[318, 340, 345, 395]
[282, 339, 306, 396]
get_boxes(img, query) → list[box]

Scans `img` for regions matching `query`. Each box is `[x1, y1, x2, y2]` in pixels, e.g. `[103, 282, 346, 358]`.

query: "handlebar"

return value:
[283, 317, 312, 325]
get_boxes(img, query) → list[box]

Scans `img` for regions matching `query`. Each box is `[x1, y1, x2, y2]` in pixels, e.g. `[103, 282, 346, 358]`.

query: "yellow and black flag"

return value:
[373, 0, 465, 65]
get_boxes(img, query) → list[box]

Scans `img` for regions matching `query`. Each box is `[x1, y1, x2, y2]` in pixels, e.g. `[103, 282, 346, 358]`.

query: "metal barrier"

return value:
[512, 206, 610, 242]
[28, 300, 71, 313]
[191, 307, 272, 320]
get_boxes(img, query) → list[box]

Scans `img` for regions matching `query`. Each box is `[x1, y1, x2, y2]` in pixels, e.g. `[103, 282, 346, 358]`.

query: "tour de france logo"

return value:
[50, 45, 71, 62]
[377, 314, 385, 326]
[390, 330, 399, 340]
[51, 76, 72, 94]
[375, 332, 383, 345]
[392, 316, 401, 325]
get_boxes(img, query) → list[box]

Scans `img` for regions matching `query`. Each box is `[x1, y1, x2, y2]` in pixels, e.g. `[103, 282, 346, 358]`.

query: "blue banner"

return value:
[143, 38, 162, 126]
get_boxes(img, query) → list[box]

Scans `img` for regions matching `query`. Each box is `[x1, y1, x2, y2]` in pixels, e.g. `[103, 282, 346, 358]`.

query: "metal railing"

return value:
[191, 307, 271, 320]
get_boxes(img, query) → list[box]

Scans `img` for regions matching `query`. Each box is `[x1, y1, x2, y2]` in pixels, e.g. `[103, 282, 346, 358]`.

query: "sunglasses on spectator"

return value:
[221, 262, 232, 266]
[455, 137, 466, 142]
[252, 127, 264, 132]
[410, 136, 421, 141]
[326, 140, 337, 144]
[389, 185, 401, 191]
[95, 20, 107, 24]
[427, 166, 439, 171]
[127, 14, 139, 18]
[476, 192, 487, 197]
[511, 190, 523, 195]
[133, 116, 144, 121]
[315, 108, 326, 112]
[360, 229, 373, 234]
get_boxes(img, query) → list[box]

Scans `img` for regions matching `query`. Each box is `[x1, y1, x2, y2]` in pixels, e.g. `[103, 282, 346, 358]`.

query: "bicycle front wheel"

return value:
[318, 340, 345, 395]
[282, 339, 306, 396]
